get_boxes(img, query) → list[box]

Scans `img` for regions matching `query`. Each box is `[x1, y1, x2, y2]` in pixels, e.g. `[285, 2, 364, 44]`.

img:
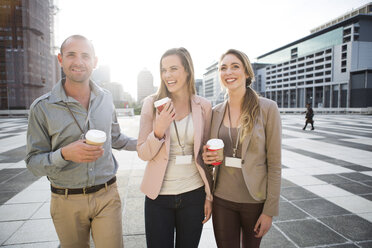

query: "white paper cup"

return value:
[154, 97, 171, 112]
[85, 129, 106, 146]
[207, 139, 224, 166]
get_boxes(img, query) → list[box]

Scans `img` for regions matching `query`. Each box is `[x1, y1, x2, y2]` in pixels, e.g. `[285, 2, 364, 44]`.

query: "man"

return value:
[303, 103, 315, 130]
[25, 35, 137, 248]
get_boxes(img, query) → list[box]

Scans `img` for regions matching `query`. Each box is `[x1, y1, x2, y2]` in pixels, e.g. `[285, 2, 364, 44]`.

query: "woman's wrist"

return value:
[154, 131, 165, 140]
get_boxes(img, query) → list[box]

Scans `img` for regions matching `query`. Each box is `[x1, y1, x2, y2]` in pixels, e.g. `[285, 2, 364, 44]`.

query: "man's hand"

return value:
[61, 139, 104, 163]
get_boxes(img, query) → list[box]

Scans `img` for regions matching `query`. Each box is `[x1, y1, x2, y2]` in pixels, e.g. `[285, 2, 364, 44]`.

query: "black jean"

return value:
[145, 186, 205, 248]
[304, 118, 314, 129]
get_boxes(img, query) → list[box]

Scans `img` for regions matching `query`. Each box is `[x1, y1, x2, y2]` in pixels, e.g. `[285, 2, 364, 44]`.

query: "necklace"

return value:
[227, 103, 240, 158]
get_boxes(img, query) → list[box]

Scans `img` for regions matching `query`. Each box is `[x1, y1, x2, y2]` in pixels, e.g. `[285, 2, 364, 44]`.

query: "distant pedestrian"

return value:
[25, 35, 137, 248]
[303, 103, 315, 130]
[202, 49, 282, 248]
[137, 47, 213, 248]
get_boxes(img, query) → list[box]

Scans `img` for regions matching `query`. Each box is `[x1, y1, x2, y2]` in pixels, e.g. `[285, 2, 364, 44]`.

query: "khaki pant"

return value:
[50, 182, 123, 248]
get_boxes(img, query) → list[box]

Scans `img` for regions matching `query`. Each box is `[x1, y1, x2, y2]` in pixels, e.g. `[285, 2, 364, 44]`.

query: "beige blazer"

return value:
[137, 95, 213, 201]
[211, 97, 282, 216]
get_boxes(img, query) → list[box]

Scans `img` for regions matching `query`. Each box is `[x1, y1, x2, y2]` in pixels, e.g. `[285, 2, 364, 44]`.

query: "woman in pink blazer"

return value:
[203, 49, 282, 248]
[137, 47, 213, 248]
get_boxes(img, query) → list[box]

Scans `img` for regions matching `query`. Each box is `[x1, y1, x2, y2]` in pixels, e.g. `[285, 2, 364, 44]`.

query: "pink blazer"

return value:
[137, 95, 213, 200]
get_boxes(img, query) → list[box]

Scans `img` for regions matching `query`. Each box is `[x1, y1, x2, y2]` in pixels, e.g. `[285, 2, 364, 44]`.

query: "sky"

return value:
[54, 0, 371, 100]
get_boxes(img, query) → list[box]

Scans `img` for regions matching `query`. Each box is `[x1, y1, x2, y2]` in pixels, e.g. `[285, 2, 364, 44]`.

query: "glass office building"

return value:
[254, 3, 372, 109]
[0, 0, 57, 110]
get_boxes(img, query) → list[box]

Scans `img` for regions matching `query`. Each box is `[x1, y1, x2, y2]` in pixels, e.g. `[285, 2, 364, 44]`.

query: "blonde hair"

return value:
[154, 47, 196, 102]
[219, 49, 260, 141]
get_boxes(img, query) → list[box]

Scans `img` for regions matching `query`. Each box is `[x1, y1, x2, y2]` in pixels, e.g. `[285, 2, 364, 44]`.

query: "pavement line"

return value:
[283, 174, 372, 223]
[0, 132, 26, 154]
[340, 138, 372, 146]
[283, 138, 372, 168]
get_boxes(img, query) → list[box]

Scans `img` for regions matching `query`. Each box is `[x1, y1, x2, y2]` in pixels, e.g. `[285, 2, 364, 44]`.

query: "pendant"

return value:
[233, 148, 237, 158]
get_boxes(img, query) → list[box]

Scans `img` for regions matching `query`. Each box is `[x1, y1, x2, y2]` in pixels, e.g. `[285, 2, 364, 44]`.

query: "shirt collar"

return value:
[48, 78, 104, 104]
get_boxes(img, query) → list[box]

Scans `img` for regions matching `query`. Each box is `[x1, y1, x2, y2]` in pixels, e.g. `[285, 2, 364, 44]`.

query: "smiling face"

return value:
[58, 37, 97, 85]
[219, 53, 248, 92]
[161, 54, 189, 95]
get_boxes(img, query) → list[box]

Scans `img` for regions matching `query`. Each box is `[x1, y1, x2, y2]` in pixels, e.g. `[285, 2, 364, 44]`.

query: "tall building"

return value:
[137, 68, 155, 103]
[0, 0, 58, 110]
[195, 79, 204, 96]
[101, 82, 126, 107]
[203, 62, 225, 106]
[252, 63, 271, 96]
[254, 3, 372, 109]
[92, 65, 111, 86]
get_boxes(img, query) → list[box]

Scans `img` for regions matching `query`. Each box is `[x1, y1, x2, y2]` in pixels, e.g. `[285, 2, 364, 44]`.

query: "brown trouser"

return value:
[212, 196, 264, 248]
[50, 182, 123, 248]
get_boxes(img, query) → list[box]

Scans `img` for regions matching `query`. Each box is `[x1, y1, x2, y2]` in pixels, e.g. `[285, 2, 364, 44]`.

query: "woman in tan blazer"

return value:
[137, 47, 213, 248]
[203, 49, 282, 248]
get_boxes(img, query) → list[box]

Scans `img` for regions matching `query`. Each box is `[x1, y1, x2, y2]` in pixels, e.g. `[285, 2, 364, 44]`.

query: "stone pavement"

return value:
[0, 114, 371, 248]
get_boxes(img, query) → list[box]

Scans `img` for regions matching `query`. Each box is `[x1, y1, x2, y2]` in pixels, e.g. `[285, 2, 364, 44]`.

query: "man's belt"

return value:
[51, 177, 116, 195]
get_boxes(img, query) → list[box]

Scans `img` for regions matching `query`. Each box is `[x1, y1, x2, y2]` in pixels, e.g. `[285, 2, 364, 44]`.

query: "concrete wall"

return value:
[351, 41, 372, 71]
[333, 44, 349, 82]
[359, 19, 372, 42]
[203, 64, 222, 106]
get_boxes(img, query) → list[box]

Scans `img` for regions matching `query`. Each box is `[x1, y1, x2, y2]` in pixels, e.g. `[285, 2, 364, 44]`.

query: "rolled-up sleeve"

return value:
[111, 110, 137, 151]
[25, 104, 69, 177]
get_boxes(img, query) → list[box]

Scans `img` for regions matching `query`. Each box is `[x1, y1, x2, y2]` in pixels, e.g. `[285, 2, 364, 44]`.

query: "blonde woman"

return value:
[203, 49, 282, 248]
[137, 47, 213, 248]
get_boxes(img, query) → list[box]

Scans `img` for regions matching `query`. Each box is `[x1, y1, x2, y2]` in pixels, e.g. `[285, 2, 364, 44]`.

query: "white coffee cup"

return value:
[206, 139, 224, 166]
[85, 129, 107, 146]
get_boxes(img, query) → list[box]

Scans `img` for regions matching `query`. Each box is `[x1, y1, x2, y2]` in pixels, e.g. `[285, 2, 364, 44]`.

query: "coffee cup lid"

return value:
[85, 129, 107, 143]
[207, 139, 224, 149]
[154, 97, 170, 108]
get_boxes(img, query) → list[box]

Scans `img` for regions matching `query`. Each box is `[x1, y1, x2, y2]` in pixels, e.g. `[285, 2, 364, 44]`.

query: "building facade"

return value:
[254, 3, 372, 109]
[137, 68, 155, 103]
[92, 65, 111, 86]
[203, 62, 225, 106]
[101, 82, 126, 107]
[195, 78, 203, 96]
[0, 0, 57, 110]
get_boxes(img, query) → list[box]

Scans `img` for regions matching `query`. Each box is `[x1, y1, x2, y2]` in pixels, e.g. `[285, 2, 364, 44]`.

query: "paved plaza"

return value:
[0, 114, 371, 248]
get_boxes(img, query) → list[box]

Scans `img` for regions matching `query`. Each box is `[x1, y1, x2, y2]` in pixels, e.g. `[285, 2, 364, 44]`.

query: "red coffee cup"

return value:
[154, 97, 171, 112]
[207, 139, 224, 166]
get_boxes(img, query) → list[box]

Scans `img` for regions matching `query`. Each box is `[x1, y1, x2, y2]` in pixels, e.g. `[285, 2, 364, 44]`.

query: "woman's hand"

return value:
[202, 199, 212, 224]
[254, 213, 272, 238]
[202, 145, 219, 165]
[154, 101, 175, 139]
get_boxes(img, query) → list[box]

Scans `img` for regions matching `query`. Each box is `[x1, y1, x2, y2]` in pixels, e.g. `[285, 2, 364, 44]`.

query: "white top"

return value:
[159, 114, 204, 195]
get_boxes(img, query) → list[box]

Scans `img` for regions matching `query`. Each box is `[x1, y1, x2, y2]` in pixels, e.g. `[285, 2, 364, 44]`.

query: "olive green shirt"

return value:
[25, 79, 137, 188]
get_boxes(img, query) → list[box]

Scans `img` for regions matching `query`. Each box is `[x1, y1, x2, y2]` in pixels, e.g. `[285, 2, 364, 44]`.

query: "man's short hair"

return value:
[60, 35, 95, 55]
